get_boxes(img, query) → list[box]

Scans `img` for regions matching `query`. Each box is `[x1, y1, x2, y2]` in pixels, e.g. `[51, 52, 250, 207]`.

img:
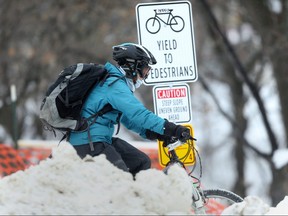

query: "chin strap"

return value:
[122, 60, 139, 80]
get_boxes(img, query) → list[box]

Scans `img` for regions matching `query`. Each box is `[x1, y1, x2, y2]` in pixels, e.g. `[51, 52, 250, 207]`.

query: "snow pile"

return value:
[266, 196, 288, 215]
[222, 196, 270, 215]
[0, 143, 193, 215]
[1, 143, 288, 215]
[222, 195, 288, 215]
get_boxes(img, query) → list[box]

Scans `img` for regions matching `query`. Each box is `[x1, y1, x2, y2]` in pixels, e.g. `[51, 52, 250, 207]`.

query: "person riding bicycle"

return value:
[68, 42, 190, 176]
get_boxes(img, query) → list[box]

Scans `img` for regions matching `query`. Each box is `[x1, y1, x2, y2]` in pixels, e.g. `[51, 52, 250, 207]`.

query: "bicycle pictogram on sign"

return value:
[145, 9, 185, 34]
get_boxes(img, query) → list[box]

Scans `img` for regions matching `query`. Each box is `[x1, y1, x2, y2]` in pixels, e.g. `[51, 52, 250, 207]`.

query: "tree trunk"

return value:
[271, 48, 288, 147]
[230, 76, 247, 197]
[270, 163, 288, 206]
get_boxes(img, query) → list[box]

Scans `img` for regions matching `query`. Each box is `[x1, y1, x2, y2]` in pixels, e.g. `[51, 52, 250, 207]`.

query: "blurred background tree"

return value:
[0, 0, 287, 205]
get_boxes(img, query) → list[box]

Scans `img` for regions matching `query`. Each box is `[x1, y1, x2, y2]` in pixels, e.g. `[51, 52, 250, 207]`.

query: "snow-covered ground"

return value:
[0, 143, 287, 215]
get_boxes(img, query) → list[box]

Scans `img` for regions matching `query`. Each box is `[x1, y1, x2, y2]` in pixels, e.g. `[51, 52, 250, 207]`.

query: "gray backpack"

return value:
[39, 63, 114, 149]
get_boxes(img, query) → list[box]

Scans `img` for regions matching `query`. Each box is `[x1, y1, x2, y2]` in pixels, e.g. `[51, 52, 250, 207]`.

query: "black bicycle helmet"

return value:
[112, 43, 157, 79]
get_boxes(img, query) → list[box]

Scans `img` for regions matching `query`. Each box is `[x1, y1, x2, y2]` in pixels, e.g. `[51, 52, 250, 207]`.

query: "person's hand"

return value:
[175, 125, 190, 142]
[163, 120, 191, 142]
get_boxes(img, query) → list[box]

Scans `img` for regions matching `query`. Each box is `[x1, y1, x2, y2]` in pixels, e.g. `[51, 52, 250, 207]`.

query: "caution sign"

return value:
[153, 83, 192, 124]
[158, 123, 196, 167]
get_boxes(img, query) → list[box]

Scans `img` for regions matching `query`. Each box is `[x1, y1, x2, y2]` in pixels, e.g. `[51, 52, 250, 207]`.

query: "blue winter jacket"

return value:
[69, 62, 165, 145]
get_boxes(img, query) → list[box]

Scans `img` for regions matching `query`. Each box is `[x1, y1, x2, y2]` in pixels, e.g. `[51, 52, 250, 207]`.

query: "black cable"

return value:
[188, 141, 203, 179]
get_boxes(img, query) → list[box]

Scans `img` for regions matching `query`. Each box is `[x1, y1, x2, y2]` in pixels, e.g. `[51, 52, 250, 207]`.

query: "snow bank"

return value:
[0, 143, 193, 215]
[0, 143, 288, 215]
[266, 196, 288, 215]
[222, 196, 270, 215]
[222, 195, 288, 215]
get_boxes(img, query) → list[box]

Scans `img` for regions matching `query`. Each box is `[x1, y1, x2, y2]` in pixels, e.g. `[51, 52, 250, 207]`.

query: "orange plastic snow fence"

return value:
[0, 144, 26, 177]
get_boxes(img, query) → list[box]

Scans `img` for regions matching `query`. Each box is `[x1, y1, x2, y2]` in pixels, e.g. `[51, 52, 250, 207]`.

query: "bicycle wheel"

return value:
[170, 16, 184, 32]
[145, 17, 160, 34]
[203, 189, 243, 215]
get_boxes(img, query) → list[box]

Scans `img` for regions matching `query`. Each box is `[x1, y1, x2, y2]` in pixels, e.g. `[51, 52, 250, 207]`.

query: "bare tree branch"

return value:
[198, 75, 272, 160]
[199, 0, 278, 153]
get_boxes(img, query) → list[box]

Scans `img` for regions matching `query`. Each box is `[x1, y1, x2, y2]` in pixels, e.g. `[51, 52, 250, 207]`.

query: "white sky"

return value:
[0, 143, 287, 215]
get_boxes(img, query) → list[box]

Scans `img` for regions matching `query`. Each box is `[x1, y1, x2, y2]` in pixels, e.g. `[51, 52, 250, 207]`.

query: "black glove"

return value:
[163, 120, 190, 142]
[145, 129, 171, 141]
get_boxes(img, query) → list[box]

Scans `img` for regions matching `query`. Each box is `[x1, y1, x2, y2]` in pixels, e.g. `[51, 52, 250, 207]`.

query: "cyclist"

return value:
[68, 42, 190, 176]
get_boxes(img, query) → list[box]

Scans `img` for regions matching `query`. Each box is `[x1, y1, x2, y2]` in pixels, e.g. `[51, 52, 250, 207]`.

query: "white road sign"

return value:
[153, 84, 192, 123]
[136, 1, 198, 85]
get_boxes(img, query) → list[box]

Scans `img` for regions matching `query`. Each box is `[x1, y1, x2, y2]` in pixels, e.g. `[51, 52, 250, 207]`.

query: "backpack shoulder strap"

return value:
[99, 71, 110, 87]
[115, 113, 122, 135]
[85, 103, 114, 151]
[108, 75, 125, 87]
[87, 103, 114, 120]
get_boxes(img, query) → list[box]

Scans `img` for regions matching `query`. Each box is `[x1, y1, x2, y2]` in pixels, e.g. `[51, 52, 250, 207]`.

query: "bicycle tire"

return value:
[201, 189, 243, 215]
[145, 17, 160, 34]
[170, 16, 185, 32]
[204, 189, 243, 203]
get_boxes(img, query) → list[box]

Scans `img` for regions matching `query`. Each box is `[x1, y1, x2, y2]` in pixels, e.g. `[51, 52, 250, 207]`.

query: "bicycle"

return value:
[145, 9, 185, 34]
[160, 134, 243, 215]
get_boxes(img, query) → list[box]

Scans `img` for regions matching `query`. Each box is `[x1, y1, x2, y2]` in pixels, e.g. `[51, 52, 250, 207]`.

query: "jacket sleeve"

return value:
[106, 79, 165, 136]
[120, 114, 147, 139]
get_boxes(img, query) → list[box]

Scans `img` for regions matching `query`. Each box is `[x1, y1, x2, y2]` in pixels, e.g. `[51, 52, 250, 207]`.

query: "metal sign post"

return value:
[10, 84, 18, 149]
[136, 1, 198, 85]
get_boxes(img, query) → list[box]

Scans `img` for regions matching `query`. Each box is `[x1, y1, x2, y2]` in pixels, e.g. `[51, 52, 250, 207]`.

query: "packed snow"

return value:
[0, 143, 287, 215]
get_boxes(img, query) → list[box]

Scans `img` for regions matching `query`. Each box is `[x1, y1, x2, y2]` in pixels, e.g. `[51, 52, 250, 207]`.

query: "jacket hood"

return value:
[104, 62, 125, 77]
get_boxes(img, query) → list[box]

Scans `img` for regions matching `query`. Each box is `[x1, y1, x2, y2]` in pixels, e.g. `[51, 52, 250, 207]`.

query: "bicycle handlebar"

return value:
[165, 140, 183, 151]
[163, 135, 197, 151]
[182, 132, 197, 141]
